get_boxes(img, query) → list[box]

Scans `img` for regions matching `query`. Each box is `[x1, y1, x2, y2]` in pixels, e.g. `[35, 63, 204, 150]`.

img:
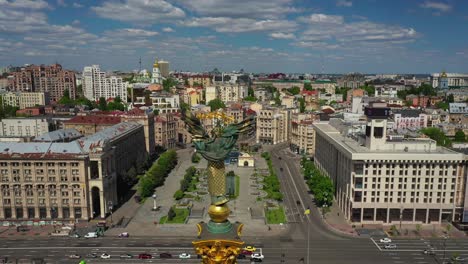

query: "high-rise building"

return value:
[151, 59, 162, 84]
[7, 64, 76, 102]
[313, 103, 465, 224]
[158, 60, 169, 78]
[256, 107, 290, 145]
[82, 65, 128, 101]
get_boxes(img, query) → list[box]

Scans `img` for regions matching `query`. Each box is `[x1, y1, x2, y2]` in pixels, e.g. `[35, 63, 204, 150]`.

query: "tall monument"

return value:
[183, 110, 255, 264]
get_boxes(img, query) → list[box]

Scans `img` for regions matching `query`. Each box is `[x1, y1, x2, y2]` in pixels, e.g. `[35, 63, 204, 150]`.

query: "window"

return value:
[61, 191, 69, 196]
[58, 162, 66, 167]
[23, 162, 31, 167]
[48, 169, 56, 175]
[50, 199, 57, 205]
[48, 177, 56, 182]
[59, 169, 67, 175]
[47, 162, 55, 167]
[72, 169, 79, 175]
[72, 176, 80, 181]
[27, 198, 34, 205]
[38, 198, 45, 205]
[36, 169, 44, 175]
[15, 198, 22, 205]
[62, 199, 69, 204]
[3, 199, 11, 205]
[35, 162, 43, 166]
[13, 185, 21, 196]
[60, 176, 68, 182]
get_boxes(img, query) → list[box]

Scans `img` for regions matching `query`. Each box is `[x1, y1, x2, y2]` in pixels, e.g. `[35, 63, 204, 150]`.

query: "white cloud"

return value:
[298, 14, 344, 24]
[56, 0, 66, 7]
[336, 0, 352, 7]
[0, 0, 49, 10]
[162, 27, 174, 32]
[420, 1, 452, 12]
[176, 0, 298, 19]
[103, 28, 159, 37]
[183, 17, 297, 33]
[91, 0, 185, 23]
[72, 2, 83, 8]
[270, 32, 295, 39]
[72, 19, 80, 25]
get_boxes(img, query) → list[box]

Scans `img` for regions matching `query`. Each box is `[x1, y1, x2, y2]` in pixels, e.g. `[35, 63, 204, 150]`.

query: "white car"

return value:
[100, 253, 111, 259]
[380, 238, 392, 243]
[84, 232, 98, 238]
[251, 253, 264, 259]
[384, 244, 397, 249]
[179, 253, 191, 259]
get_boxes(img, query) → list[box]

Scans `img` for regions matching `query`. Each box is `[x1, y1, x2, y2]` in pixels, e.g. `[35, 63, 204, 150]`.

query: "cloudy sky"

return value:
[1, 0, 467, 73]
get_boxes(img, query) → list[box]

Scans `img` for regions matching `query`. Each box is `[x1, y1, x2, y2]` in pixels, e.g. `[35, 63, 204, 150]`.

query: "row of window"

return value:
[1, 175, 81, 183]
[360, 197, 454, 204]
[0, 162, 80, 167]
[356, 183, 455, 190]
[1, 169, 80, 175]
[3, 198, 81, 205]
[3, 207, 83, 219]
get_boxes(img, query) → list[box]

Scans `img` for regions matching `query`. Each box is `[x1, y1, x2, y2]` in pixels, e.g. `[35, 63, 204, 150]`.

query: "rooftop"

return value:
[0, 141, 85, 159]
[77, 122, 142, 153]
[33, 128, 82, 142]
[65, 115, 121, 125]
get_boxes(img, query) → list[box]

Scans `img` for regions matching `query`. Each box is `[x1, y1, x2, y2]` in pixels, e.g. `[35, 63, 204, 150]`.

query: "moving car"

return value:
[452, 256, 467, 261]
[100, 253, 111, 259]
[68, 254, 80, 259]
[423, 249, 435, 255]
[84, 232, 98, 238]
[138, 253, 152, 259]
[69, 233, 80, 238]
[251, 258, 263, 262]
[120, 253, 133, 259]
[380, 238, 392, 243]
[241, 250, 253, 255]
[86, 253, 98, 258]
[251, 253, 264, 260]
[237, 254, 246, 259]
[160, 252, 172, 258]
[384, 244, 397, 249]
[118, 232, 129, 238]
[179, 253, 191, 259]
[243, 246, 256, 252]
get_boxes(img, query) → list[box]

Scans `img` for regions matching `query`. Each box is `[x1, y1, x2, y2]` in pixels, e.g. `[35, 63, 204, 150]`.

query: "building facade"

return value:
[432, 72, 468, 89]
[155, 113, 176, 149]
[393, 110, 428, 131]
[256, 107, 290, 145]
[188, 75, 211, 87]
[313, 107, 465, 224]
[290, 113, 316, 156]
[82, 65, 128, 101]
[1, 92, 50, 109]
[207, 83, 247, 104]
[0, 118, 50, 137]
[158, 60, 170, 78]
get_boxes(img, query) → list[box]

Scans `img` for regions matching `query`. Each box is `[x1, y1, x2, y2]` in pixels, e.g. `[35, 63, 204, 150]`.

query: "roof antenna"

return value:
[139, 56, 142, 73]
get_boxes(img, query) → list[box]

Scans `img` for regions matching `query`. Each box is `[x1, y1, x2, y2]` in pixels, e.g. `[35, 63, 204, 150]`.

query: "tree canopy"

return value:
[454, 130, 466, 142]
[208, 98, 226, 111]
[58, 89, 74, 105]
[421, 127, 452, 147]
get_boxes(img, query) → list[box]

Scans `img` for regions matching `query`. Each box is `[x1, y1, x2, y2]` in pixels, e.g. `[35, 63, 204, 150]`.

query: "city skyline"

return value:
[1, 0, 468, 73]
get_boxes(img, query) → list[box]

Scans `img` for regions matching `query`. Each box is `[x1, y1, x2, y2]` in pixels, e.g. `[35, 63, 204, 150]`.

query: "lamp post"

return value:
[442, 235, 448, 263]
[399, 206, 403, 232]
[152, 194, 157, 211]
[108, 201, 113, 225]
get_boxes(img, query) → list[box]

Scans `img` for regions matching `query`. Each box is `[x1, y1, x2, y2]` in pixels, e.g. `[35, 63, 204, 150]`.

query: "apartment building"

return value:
[134, 92, 179, 114]
[1, 92, 50, 109]
[393, 109, 428, 131]
[0, 122, 145, 223]
[290, 113, 317, 156]
[207, 82, 247, 104]
[256, 107, 290, 145]
[188, 75, 211, 87]
[155, 113, 176, 150]
[313, 105, 465, 224]
[310, 80, 336, 94]
[7, 64, 76, 102]
[82, 65, 127, 101]
[0, 118, 50, 137]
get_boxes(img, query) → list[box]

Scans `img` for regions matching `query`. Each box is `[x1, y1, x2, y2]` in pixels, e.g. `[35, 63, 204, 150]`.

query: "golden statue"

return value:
[182, 109, 255, 263]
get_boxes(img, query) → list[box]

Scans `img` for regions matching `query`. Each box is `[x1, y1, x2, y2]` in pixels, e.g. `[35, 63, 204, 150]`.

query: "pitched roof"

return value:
[0, 142, 85, 159]
[64, 115, 121, 125]
[33, 128, 82, 142]
[77, 122, 142, 153]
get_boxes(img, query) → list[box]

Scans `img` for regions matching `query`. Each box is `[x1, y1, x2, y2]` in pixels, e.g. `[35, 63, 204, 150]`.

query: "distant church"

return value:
[151, 58, 162, 85]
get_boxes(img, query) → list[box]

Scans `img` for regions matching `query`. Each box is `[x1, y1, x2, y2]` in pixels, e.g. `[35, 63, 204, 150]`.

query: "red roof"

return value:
[245, 109, 256, 116]
[301, 90, 318, 96]
[321, 108, 335, 114]
[65, 115, 121, 125]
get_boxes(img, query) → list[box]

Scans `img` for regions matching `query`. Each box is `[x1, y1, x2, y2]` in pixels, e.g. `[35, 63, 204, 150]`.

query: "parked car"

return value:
[100, 253, 111, 259]
[118, 232, 129, 238]
[68, 254, 80, 259]
[179, 253, 191, 259]
[160, 253, 172, 258]
[380, 238, 392, 243]
[86, 253, 98, 258]
[138, 253, 152, 259]
[241, 250, 253, 255]
[69, 233, 80, 238]
[423, 249, 435, 255]
[84, 232, 98, 238]
[120, 253, 133, 259]
[384, 244, 397, 249]
[251, 253, 264, 259]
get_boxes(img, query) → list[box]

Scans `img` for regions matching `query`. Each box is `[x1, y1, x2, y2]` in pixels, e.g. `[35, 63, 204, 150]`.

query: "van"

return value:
[84, 232, 98, 238]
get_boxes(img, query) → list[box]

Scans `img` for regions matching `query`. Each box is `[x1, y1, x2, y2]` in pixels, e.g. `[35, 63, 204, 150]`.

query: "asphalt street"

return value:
[0, 145, 467, 264]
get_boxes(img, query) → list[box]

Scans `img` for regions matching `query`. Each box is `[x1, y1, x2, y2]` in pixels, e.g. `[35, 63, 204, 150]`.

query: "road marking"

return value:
[371, 238, 382, 251]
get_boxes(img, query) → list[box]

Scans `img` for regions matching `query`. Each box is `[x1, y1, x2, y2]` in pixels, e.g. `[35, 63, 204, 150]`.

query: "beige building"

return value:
[155, 113, 176, 149]
[310, 80, 337, 94]
[188, 75, 211, 87]
[281, 95, 295, 108]
[1, 92, 50, 109]
[0, 122, 146, 223]
[225, 104, 244, 124]
[206, 82, 247, 104]
[290, 113, 316, 156]
[158, 60, 170, 78]
[256, 107, 290, 145]
[0, 118, 50, 137]
[205, 86, 217, 103]
[313, 106, 466, 224]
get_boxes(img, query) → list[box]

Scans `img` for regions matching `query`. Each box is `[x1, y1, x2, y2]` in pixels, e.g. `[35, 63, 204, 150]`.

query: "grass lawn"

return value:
[159, 207, 190, 224]
[266, 206, 287, 224]
[235, 175, 240, 197]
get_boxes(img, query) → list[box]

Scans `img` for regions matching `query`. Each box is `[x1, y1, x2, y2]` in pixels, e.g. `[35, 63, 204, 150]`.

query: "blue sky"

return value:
[1, 0, 467, 73]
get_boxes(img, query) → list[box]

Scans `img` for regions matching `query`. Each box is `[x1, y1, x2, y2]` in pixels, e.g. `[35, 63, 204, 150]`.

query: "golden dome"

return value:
[441, 71, 447, 78]
[207, 204, 230, 223]
[153, 58, 159, 68]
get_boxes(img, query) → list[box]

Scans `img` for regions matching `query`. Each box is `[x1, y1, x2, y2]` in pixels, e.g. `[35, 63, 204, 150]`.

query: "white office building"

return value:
[82, 65, 128, 101]
[0, 118, 50, 137]
[432, 72, 468, 89]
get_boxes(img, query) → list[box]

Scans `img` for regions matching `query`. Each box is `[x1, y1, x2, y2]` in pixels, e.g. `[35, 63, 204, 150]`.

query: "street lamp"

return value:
[108, 201, 113, 225]
[399, 206, 404, 232]
[442, 235, 448, 263]
[152, 194, 157, 211]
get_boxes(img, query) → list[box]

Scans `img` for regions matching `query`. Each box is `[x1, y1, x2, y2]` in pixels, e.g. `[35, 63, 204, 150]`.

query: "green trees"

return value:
[208, 98, 226, 111]
[98, 97, 107, 111]
[454, 130, 466, 142]
[138, 150, 178, 198]
[397, 83, 436, 99]
[298, 97, 306, 113]
[243, 96, 257, 102]
[191, 152, 201, 163]
[287, 86, 300, 95]
[420, 127, 452, 147]
[304, 82, 312, 91]
[174, 166, 198, 200]
[58, 89, 74, 105]
[302, 158, 334, 207]
[167, 207, 176, 220]
[163, 78, 178, 92]
[261, 152, 283, 201]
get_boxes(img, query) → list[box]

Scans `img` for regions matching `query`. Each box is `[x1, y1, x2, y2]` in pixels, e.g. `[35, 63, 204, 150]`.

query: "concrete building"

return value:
[225, 104, 244, 124]
[432, 72, 468, 89]
[158, 60, 169, 78]
[393, 109, 428, 131]
[188, 75, 211, 87]
[310, 80, 336, 94]
[281, 95, 295, 108]
[142, 92, 180, 114]
[7, 64, 76, 102]
[254, 88, 272, 102]
[256, 107, 290, 144]
[0, 118, 50, 137]
[347, 88, 366, 103]
[33, 129, 82, 142]
[205, 86, 217, 103]
[445, 89, 468, 102]
[1, 92, 50, 109]
[207, 82, 247, 104]
[0, 79, 8, 90]
[63, 115, 121, 136]
[82, 65, 128, 101]
[338, 73, 365, 89]
[313, 105, 465, 224]
[290, 113, 317, 156]
[406, 95, 443, 108]
[374, 85, 405, 98]
[155, 113, 176, 150]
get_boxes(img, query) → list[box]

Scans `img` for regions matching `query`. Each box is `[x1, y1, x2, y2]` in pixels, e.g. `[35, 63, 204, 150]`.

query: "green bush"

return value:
[191, 152, 201, 163]
[138, 150, 178, 198]
[302, 159, 334, 207]
[173, 190, 184, 200]
[168, 207, 176, 221]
